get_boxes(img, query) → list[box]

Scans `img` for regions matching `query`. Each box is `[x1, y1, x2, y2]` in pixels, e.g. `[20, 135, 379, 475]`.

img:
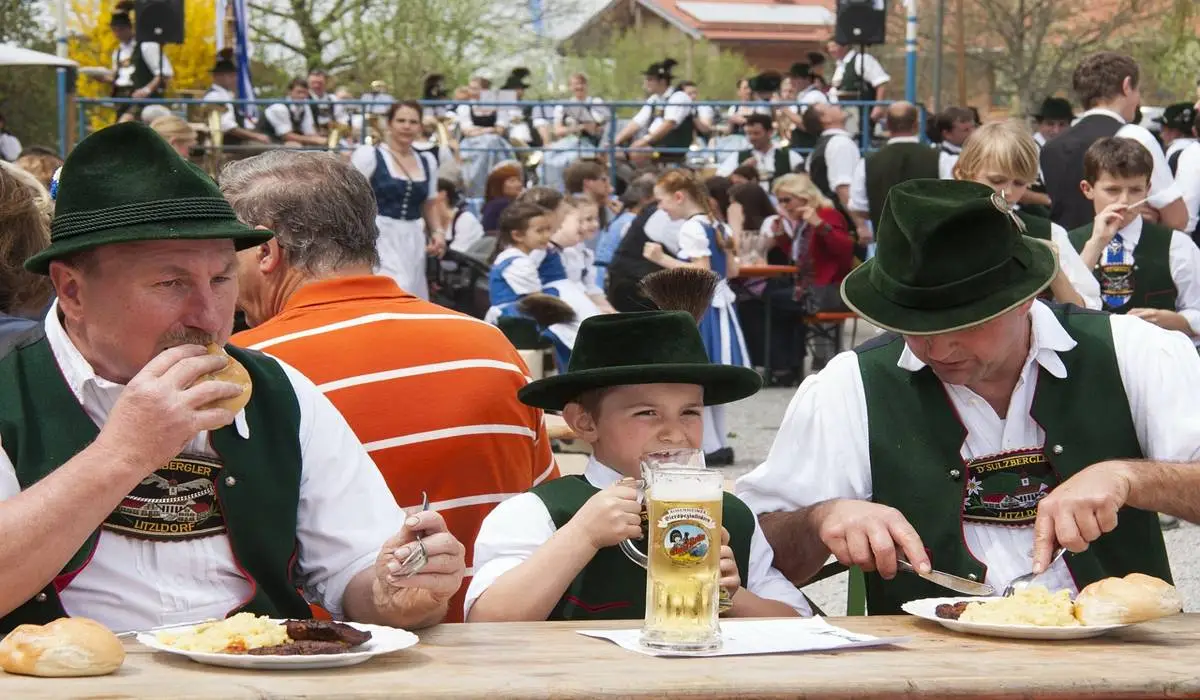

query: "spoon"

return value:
[1002, 547, 1066, 597]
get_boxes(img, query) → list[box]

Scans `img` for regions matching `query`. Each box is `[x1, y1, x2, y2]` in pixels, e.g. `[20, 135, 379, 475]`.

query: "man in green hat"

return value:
[465, 270, 810, 621]
[737, 179, 1200, 614]
[0, 122, 465, 633]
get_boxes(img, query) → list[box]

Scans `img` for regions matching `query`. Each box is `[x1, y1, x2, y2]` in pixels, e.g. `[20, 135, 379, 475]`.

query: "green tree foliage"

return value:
[0, 0, 59, 149]
[560, 25, 753, 116]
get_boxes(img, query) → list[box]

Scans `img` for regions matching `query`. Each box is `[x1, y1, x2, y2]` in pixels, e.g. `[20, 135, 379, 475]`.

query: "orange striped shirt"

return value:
[233, 276, 558, 622]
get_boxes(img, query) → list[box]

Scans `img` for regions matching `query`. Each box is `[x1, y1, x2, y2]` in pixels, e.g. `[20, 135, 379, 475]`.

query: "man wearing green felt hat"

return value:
[0, 122, 466, 634]
[466, 269, 812, 622]
[737, 179, 1200, 614]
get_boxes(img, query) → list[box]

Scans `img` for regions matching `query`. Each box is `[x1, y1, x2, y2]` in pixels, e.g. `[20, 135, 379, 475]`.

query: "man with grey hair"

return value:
[222, 150, 559, 622]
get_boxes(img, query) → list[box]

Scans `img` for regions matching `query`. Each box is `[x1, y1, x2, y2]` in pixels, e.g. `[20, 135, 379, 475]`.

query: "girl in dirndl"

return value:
[351, 100, 445, 300]
[644, 169, 750, 465]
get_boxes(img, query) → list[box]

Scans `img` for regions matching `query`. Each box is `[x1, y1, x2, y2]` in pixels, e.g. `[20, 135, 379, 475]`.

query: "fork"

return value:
[397, 491, 430, 577]
[1002, 547, 1066, 597]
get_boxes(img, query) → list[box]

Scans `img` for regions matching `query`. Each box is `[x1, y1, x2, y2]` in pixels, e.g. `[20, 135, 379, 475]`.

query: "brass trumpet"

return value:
[327, 120, 348, 151]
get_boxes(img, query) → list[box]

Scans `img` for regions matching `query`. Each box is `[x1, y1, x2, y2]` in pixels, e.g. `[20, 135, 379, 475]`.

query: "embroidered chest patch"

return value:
[104, 454, 227, 541]
[1098, 262, 1134, 309]
[961, 448, 1058, 526]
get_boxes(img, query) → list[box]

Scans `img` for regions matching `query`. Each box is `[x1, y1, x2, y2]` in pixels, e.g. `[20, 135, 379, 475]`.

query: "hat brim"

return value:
[26, 219, 273, 274]
[840, 236, 1056, 336]
[518, 363, 763, 412]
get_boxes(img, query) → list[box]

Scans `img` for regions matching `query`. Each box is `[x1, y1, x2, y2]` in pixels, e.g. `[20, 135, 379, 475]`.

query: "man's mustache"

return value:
[158, 329, 214, 349]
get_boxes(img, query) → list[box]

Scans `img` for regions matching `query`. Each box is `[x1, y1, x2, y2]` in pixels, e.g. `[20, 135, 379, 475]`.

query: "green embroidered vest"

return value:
[855, 305, 1171, 615]
[529, 475, 754, 621]
[0, 333, 311, 633]
[737, 148, 793, 187]
[1067, 221, 1177, 312]
[864, 143, 941, 231]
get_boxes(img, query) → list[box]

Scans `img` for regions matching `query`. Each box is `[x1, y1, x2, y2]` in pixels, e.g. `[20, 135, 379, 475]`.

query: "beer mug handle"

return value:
[618, 478, 648, 570]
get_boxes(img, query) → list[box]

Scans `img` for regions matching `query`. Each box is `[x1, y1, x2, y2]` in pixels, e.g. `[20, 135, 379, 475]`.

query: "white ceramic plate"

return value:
[137, 620, 418, 670]
[902, 597, 1130, 640]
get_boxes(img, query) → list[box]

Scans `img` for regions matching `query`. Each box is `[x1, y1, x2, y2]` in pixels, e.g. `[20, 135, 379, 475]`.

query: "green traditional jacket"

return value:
[1067, 221, 1177, 312]
[0, 332, 311, 633]
[529, 474, 755, 621]
[855, 304, 1171, 615]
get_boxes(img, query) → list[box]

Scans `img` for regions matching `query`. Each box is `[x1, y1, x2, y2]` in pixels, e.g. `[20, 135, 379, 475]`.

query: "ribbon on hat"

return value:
[49, 166, 62, 201]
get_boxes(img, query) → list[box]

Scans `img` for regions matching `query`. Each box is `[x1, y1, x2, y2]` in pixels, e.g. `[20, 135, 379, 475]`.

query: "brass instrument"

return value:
[327, 121, 348, 151]
[205, 105, 224, 177]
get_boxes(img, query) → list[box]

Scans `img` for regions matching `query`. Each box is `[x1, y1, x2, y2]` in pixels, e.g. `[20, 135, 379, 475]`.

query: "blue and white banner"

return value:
[232, 0, 257, 119]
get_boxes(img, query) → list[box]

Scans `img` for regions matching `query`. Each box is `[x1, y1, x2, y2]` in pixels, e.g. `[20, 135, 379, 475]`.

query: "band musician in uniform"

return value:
[92, 1, 173, 123]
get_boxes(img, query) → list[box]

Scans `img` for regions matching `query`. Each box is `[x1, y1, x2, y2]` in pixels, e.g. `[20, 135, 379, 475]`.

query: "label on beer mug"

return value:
[658, 507, 717, 566]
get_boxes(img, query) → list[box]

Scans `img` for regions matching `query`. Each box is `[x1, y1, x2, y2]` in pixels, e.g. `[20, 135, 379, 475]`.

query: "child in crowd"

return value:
[466, 269, 811, 622]
[1069, 137, 1200, 343]
[562, 194, 614, 312]
[595, 175, 656, 289]
[518, 187, 605, 324]
[643, 170, 750, 466]
[952, 120, 1101, 309]
[435, 177, 485, 254]
[486, 201, 579, 366]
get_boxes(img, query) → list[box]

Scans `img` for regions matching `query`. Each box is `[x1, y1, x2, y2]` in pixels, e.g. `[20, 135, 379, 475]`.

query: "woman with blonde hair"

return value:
[757, 172, 855, 379]
[149, 115, 197, 158]
[0, 161, 54, 332]
[952, 119, 1100, 309]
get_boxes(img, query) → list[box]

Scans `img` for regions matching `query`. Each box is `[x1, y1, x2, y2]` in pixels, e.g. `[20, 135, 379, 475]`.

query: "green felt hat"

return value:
[26, 122, 273, 274]
[517, 311, 762, 411]
[840, 179, 1056, 336]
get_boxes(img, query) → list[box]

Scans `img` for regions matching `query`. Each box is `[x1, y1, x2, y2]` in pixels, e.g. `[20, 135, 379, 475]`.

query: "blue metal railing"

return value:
[75, 97, 928, 190]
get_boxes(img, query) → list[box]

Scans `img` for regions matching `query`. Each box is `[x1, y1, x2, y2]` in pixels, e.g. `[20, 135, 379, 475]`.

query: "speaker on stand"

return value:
[136, 0, 186, 44]
[834, 0, 887, 142]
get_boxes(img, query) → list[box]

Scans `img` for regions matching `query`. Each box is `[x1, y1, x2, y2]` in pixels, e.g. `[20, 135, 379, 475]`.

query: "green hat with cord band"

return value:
[839, 179, 1057, 336]
[517, 268, 762, 411]
[26, 121, 273, 274]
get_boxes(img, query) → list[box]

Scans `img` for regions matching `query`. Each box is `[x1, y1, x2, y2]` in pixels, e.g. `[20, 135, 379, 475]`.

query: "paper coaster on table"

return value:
[577, 617, 908, 657]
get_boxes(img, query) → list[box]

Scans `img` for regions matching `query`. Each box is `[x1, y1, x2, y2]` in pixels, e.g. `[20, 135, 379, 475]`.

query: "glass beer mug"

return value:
[619, 449, 724, 652]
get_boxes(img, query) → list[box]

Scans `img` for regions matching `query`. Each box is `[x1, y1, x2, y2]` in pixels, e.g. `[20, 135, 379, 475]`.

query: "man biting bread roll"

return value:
[0, 123, 465, 636]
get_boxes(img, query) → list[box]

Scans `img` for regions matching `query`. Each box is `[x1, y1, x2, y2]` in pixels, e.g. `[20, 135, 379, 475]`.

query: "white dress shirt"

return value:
[1033, 132, 1047, 148]
[1101, 216, 1200, 343]
[736, 301, 1200, 595]
[715, 144, 803, 180]
[264, 102, 317, 137]
[466, 457, 812, 618]
[631, 90, 693, 134]
[1166, 139, 1200, 233]
[111, 40, 173, 87]
[202, 84, 250, 134]
[553, 97, 609, 132]
[448, 209, 486, 254]
[937, 141, 962, 180]
[0, 303, 407, 632]
[831, 51, 890, 93]
[1078, 108, 1181, 210]
[848, 135, 921, 214]
[807, 129, 860, 192]
[1048, 220, 1103, 310]
[797, 85, 831, 113]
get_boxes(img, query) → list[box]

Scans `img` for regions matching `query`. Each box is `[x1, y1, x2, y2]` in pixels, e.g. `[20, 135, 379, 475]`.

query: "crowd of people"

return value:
[2, 12, 1200, 637]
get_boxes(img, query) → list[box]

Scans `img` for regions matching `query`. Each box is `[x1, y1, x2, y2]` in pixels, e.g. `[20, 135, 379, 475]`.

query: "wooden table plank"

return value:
[4, 615, 1199, 699]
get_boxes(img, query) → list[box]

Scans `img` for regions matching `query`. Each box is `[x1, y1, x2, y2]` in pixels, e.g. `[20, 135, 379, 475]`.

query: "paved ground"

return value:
[720, 382, 1200, 615]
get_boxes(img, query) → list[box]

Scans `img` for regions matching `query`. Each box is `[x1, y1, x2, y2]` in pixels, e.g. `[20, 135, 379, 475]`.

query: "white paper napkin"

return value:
[577, 617, 907, 657]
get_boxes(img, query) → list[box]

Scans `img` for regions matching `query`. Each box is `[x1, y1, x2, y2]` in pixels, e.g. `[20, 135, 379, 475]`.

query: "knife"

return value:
[896, 556, 995, 596]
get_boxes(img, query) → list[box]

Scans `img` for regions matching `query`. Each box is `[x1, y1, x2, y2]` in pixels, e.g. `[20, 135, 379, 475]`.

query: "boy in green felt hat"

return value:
[465, 269, 811, 622]
[0, 122, 467, 634]
[737, 178, 1200, 615]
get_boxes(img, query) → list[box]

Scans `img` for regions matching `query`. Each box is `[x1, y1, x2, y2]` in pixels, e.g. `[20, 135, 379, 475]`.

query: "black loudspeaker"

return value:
[136, 0, 185, 44]
[835, 0, 887, 46]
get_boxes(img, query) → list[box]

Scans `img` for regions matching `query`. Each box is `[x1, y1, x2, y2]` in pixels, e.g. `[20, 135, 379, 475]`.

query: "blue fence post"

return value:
[905, 0, 918, 103]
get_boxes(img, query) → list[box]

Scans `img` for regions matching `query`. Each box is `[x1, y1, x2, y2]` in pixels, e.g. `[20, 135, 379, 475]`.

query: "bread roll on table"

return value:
[0, 617, 125, 677]
[1074, 573, 1183, 625]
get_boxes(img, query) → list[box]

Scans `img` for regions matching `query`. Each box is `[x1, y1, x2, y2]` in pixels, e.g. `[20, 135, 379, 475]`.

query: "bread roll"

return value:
[195, 343, 252, 413]
[1074, 573, 1183, 625]
[0, 617, 125, 677]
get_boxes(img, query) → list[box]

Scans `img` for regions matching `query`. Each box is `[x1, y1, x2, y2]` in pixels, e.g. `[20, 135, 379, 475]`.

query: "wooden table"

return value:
[7, 615, 1200, 698]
